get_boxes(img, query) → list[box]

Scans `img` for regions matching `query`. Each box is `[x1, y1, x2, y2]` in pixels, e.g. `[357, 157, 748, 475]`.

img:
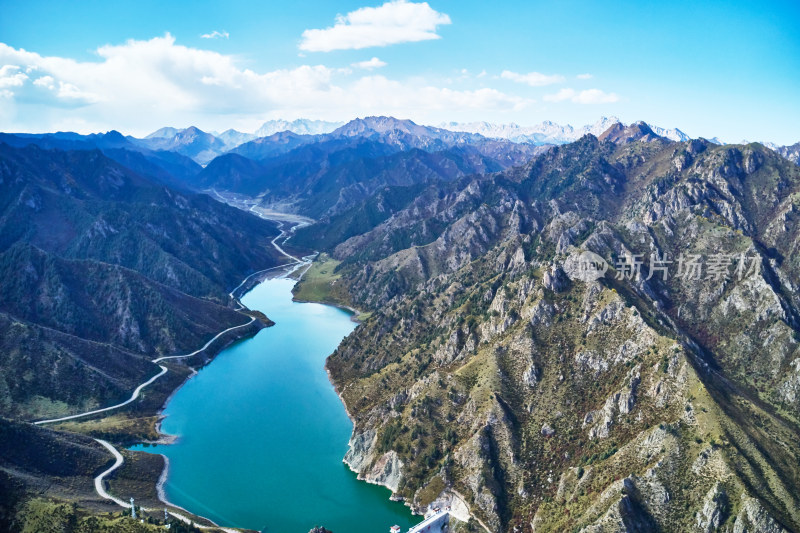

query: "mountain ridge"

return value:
[1, 116, 799, 532]
[0, 142, 284, 421]
[292, 131, 800, 531]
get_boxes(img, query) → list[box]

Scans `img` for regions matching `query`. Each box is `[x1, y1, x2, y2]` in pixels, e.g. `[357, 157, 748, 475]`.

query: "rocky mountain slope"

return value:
[1, 115, 797, 532]
[0, 416, 207, 532]
[0, 143, 284, 419]
[773, 142, 800, 166]
[0, 131, 203, 189]
[204, 140, 520, 219]
[296, 126, 800, 531]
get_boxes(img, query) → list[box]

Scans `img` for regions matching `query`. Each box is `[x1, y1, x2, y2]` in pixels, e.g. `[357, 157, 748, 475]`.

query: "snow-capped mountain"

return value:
[137, 126, 227, 165]
[437, 117, 620, 144]
[742, 140, 799, 164]
[255, 119, 343, 137]
[145, 127, 182, 140]
[577, 116, 623, 138]
[647, 124, 691, 142]
[137, 117, 795, 169]
[771, 142, 800, 165]
[215, 129, 257, 150]
[437, 117, 692, 145]
[438, 120, 576, 144]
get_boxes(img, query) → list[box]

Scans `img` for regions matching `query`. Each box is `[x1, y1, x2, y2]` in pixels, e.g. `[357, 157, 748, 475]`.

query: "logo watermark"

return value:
[574, 252, 760, 283]
[573, 251, 609, 281]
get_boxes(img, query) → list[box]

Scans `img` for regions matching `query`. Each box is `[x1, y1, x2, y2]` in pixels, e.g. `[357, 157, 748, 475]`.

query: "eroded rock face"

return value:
[585, 368, 641, 439]
[325, 139, 800, 532]
[579, 493, 656, 533]
[343, 428, 405, 494]
[542, 264, 569, 292]
[733, 496, 787, 533]
[696, 483, 728, 533]
[365, 451, 404, 493]
[343, 428, 377, 474]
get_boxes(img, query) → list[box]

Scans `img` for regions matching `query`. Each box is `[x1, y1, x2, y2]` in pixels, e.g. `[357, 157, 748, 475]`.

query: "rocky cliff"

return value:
[315, 131, 800, 531]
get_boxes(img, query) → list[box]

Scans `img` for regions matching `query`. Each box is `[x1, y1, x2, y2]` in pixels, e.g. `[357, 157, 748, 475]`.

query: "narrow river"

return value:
[132, 276, 415, 532]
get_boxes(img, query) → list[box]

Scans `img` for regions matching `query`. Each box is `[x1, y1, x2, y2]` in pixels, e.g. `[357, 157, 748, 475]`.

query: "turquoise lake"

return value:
[131, 277, 416, 532]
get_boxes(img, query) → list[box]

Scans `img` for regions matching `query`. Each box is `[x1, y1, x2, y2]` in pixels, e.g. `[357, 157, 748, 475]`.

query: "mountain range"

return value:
[290, 123, 800, 532]
[137, 117, 795, 169]
[1, 115, 799, 533]
[8, 117, 783, 172]
[0, 142, 286, 421]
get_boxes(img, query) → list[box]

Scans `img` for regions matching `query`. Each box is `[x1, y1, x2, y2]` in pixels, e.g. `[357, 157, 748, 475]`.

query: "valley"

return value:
[1, 116, 799, 533]
[3, 2, 798, 531]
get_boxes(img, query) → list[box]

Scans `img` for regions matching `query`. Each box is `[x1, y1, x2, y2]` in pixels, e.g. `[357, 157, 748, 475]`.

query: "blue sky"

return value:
[1, 0, 798, 143]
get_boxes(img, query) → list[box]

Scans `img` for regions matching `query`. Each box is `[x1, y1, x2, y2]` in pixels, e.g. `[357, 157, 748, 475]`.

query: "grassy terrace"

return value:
[292, 254, 372, 321]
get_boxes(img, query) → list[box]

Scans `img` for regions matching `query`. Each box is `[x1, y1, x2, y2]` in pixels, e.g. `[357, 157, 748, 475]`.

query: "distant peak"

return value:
[145, 126, 181, 139]
[599, 122, 662, 144]
[334, 116, 420, 136]
[254, 118, 343, 137]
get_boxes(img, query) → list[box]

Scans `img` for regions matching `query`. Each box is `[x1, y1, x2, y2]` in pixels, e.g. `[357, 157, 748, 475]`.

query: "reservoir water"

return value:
[131, 276, 416, 532]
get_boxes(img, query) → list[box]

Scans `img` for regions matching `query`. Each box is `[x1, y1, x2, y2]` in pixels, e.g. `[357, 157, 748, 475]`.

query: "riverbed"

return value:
[132, 277, 415, 532]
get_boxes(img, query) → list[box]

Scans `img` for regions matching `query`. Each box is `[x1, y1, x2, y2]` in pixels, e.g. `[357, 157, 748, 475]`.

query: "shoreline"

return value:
[316, 288, 476, 527]
[139, 219, 312, 530]
[154, 454, 210, 525]
[138, 216, 418, 530]
[147, 365, 198, 446]
[294, 258, 421, 515]
[327, 360, 481, 527]
[326, 362, 422, 515]
[292, 297, 366, 324]
[143, 259, 306, 524]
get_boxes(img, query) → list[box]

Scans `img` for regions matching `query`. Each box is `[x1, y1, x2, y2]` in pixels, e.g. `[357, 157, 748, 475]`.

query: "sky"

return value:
[0, 0, 798, 143]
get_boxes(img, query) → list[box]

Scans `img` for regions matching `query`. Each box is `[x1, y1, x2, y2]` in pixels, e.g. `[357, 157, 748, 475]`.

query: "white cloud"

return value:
[0, 35, 528, 135]
[543, 88, 576, 102]
[352, 57, 387, 70]
[351, 75, 529, 110]
[572, 88, 619, 104]
[0, 65, 28, 89]
[201, 30, 229, 39]
[299, 0, 451, 52]
[500, 70, 565, 87]
[544, 87, 619, 104]
[56, 81, 101, 103]
[33, 75, 55, 89]
[576, 73, 593, 80]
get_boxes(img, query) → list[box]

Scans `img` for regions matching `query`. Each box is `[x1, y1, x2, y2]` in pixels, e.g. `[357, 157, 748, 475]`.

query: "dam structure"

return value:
[392, 508, 450, 533]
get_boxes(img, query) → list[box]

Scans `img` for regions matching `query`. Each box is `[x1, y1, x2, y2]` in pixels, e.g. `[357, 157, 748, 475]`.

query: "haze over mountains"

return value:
[5, 116, 786, 175]
[132, 117, 703, 165]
